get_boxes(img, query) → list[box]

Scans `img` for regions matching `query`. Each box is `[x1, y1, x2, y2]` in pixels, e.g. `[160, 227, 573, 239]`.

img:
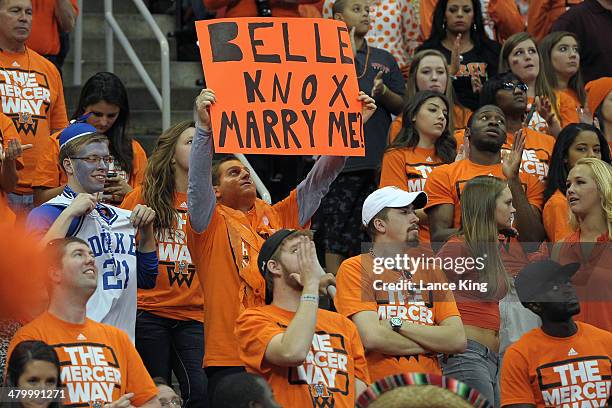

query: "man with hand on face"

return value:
[500, 260, 612, 408]
[335, 186, 466, 381]
[26, 122, 158, 342]
[187, 89, 376, 400]
[424, 104, 546, 244]
[235, 230, 370, 408]
[7, 237, 161, 408]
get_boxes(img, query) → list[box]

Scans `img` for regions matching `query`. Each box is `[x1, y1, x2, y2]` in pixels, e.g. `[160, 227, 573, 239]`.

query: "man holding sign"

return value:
[187, 88, 375, 401]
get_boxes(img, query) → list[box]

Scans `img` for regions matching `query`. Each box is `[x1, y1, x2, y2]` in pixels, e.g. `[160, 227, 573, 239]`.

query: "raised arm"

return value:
[187, 89, 217, 233]
[296, 92, 376, 225]
[264, 238, 321, 366]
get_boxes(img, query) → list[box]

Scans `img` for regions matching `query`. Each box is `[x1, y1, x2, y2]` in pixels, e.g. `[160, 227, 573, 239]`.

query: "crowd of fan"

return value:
[0, 0, 611, 407]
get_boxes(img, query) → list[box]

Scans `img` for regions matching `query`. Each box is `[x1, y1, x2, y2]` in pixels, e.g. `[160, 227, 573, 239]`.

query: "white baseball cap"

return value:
[362, 186, 428, 226]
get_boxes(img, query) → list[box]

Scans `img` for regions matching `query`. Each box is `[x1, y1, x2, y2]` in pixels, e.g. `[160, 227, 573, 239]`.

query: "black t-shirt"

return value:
[345, 43, 405, 172]
[419, 40, 500, 111]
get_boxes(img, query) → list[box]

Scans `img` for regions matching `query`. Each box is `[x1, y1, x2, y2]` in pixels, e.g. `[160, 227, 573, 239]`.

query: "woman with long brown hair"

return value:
[121, 121, 207, 407]
[388, 49, 472, 141]
[436, 175, 538, 407]
[539, 31, 587, 127]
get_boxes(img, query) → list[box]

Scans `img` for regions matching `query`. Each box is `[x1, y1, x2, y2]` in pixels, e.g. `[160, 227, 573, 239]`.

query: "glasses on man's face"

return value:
[160, 398, 183, 408]
[70, 155, 114, 165]
[501, 82, 528, 93]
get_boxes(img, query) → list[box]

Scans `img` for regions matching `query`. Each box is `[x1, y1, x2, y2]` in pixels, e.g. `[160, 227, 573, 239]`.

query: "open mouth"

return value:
[568, 196, 579, 204]
[83, 268, 96, 277]
[524, 63, 535, 69]
[93, 175, 106, 183]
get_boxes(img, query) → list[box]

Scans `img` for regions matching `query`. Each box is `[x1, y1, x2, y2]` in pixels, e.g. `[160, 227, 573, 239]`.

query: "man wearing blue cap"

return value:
[25, 122, 158, 342]
[500, 260, 612, 408]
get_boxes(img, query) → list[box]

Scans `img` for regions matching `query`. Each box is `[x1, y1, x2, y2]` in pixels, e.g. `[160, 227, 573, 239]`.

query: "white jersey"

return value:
[45, 191, 138, 342]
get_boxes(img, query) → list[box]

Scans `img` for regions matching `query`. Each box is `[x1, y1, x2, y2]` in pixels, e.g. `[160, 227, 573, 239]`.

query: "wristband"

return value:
[381, 84, 388, 96]
[300, 294, 318, 303]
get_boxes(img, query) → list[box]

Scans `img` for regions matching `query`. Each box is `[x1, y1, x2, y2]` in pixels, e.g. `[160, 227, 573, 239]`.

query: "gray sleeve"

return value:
[187, 126, 215, 233]
[296, 156, 346, 226]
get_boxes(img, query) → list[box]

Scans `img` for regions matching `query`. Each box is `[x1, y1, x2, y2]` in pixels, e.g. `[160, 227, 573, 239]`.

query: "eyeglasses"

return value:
[501, 82, 528, 92]
[160, 398, 183, 408]
[70, 155, 114, 164]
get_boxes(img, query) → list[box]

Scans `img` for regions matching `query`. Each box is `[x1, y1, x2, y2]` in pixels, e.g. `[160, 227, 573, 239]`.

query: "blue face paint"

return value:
[70, 142, 110, 194]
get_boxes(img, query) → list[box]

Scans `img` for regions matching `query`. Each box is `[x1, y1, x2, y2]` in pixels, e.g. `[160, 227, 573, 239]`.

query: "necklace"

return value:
[356, 44, 370, 79]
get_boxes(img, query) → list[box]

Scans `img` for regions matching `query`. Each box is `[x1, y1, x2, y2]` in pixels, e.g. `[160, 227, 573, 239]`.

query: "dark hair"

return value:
[366, 208, 391, 240]
[538, 31, 586, 106]
[73, 72, 133, 175]
[152, 377, 169, 387]
[421, 0, 499, 61]
[45, 237, 90, 272]
[331, 0, 349, 14]
[6, 341, 62, 408]
[213, 372, 270, 408]
[211, 154, 240, 186]
[479, 71, 522, 107]
[544, 123, 612, 203]
[387, 91, 457, 163]
[595, 104, 608, 137]
[466, 104, 504, 129]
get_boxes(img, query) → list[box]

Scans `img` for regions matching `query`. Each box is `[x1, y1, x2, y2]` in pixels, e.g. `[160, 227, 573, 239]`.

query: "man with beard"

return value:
[424, 105, 545, 243]
[334, 186, 466, 381]
[234, 230, 370, 408]
[500, 260, 612, 407]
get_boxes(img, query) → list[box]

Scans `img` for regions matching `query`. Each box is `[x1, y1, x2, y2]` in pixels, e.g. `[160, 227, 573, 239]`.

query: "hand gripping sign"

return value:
[196, 18, 365, 156]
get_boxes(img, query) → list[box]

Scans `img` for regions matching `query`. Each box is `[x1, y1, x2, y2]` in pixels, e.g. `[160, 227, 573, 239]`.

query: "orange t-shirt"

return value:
[121, 188, 204, 322]
[543, 189, 574, 242]
[501, 322, 612, 407]
[27, 0, 79, 56]
[32, 134, 148, 190]
[187, 191, 304, 367]
[235, 304, 370, 408]
[454, 128, 555, 180]
[424, 159, 544, 230]
[527, 0, 583, 41]
[335, 251, 460, 381]
[558, 88, 581, 127]
[557, 231, 612, 332]
[7, 311, 158, 407]
[0, 112, 23, 227]
[380, 147, 448, 242]
[0, 48, 68, 194]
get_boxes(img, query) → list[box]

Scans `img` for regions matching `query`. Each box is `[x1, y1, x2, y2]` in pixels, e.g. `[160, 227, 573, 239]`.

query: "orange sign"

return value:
[196, 18, 364, 156]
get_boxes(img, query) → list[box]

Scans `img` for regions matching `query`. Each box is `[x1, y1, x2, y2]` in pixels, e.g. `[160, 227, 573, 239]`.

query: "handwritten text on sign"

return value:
[196, 18, 364, 156]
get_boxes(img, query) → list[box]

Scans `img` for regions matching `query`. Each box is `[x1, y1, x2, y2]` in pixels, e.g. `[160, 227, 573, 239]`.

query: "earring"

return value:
[171, 158, 176, 164]
[472, 23, 477, 31]
[442, 21, 447, 31]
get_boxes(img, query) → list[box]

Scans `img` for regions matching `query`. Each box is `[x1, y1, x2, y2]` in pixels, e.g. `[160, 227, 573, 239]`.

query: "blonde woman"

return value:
[554, 158, 612, 332]
[121, 121, 207, 407]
